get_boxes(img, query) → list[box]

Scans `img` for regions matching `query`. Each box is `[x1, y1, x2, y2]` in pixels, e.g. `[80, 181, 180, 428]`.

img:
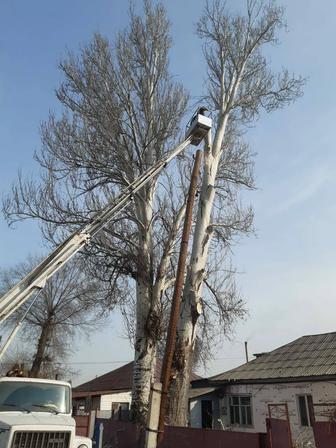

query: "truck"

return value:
[0, 377, 91, 448]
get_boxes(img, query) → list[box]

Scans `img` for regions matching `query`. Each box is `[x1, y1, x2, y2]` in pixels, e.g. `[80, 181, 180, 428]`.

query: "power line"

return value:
[0, 356, 246, 366]
[0, 360, 130, 366]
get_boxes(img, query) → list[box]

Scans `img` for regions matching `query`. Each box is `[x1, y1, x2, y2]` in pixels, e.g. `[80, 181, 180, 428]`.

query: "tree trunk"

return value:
[30, 321, 52, 378]
[131, 181, 158, 426]
[131, 276, 158, 425]
[168, 120, 228, 425]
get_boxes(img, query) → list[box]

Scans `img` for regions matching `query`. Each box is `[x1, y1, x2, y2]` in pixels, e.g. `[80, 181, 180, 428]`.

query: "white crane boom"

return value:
[0, 137, 194, 324]
[0, 109, 211, 327]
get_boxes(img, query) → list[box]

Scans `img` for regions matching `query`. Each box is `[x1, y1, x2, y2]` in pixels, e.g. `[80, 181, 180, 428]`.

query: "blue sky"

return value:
[1, 0, 336, 384]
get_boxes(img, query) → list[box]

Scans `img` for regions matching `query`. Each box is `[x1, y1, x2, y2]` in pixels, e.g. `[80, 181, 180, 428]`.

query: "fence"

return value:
[160, 425, 267, 448]
[96, 419, 140, 447]
[308, 401, 336, 448]
[74, 414, 91, 437]
[75, 400, 336, 448]
[91, 419, 267, 448]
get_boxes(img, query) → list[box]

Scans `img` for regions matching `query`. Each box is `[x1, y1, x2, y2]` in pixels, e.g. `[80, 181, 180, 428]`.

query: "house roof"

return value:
[73, 360, 201, 397]
[73, 362, 135, 396]
[204, 332, 336, 385]
[189, 387, 217, 400]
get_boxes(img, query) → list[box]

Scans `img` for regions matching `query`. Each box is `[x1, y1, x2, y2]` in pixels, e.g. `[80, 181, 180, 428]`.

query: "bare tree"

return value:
[2, 1, 189, 424]
[0, 256, 105, 378]
[0, 346, 77, 380]
[168, 0, 305, 425]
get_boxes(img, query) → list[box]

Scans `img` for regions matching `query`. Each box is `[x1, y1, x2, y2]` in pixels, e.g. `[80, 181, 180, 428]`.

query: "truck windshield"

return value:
[0, 381, 70, 414]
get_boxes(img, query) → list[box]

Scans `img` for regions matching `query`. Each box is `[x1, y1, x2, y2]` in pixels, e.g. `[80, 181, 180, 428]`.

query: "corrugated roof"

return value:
[73, 360, 201, 396]
[209, 332, 336, 383]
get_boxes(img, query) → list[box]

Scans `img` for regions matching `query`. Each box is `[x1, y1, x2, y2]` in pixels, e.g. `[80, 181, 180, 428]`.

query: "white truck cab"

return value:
[0, 377, 91, 448]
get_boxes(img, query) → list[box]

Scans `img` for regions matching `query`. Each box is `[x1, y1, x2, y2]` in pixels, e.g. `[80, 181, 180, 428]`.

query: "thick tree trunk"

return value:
[131, 276, 158, 425]
[30, 321, 52, 378]
[167, 329, 194, 426]
[168, 119, 229, 425]
[131, 179, 159, 426]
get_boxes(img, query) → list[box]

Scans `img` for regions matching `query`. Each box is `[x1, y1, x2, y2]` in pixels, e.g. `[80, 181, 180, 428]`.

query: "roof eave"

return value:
[208, 374, 336, 386]
[73, 387, 131, 398]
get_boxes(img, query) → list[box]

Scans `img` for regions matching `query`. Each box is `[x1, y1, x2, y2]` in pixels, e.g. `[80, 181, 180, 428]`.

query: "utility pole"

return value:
[145, 383, 162, 448]
[156, 150, 202, 446]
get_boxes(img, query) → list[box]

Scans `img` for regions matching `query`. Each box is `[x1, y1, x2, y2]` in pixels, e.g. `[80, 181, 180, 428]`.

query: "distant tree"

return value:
[0, 346, 76, 380]
[168, 0, 304, 425]
[0, 256, 105, 378]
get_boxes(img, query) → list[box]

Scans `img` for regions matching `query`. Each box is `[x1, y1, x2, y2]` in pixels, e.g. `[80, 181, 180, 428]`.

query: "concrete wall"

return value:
[100, 391, 132, 411]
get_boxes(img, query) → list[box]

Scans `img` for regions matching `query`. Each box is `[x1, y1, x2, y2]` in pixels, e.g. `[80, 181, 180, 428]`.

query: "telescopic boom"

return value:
[0, 109, 211, 325]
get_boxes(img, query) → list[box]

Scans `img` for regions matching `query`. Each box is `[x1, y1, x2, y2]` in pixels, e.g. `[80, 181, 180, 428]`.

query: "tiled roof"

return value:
[208, 332, 336, 383]
[73, 359, 200, 395]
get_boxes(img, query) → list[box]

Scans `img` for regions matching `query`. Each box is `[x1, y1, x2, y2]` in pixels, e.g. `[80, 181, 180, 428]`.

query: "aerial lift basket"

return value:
[185, 107, 212, 146]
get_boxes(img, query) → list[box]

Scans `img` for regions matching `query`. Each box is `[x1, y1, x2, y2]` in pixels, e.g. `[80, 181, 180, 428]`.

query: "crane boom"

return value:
[0, 136, 194, 324]
[0, 108, 212, 329]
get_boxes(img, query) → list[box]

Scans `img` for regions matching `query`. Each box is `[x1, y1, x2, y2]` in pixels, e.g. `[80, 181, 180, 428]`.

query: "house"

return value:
[189, 331, 336, 443]
[73, 359, 200, 419]
[72, 361, 139, 418]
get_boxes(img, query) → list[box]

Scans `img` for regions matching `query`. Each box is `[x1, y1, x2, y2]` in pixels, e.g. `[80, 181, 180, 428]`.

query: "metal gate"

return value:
[308, 398, 336, 448]
[266, 403, 293, 448]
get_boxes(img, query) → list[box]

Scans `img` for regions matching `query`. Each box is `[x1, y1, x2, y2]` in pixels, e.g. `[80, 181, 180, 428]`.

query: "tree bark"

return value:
[29, 320, 52, 378]
[131, 180, 158, 425]
[131, 276, 157, 425]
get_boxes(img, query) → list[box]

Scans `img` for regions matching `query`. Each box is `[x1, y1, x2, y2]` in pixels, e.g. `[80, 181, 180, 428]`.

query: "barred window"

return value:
[229, 395, 252, 426]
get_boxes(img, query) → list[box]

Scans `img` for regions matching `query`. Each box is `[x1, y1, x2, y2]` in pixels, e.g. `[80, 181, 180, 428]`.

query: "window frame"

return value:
[297, 394, 312, 427]
[228, 394, 253, 427]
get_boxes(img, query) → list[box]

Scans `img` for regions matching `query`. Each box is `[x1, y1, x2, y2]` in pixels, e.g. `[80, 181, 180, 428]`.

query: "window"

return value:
[111, 402, 130, 421]
[229, 395, 252, 426]
[297, 395, 312, 427]
[0, 381, 70, 414]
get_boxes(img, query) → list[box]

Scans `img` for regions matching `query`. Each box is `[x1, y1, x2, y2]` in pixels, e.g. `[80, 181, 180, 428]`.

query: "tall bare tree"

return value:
[1, 0, 294, 429]
[0, 256, 104, 378]
[2, 1, 189, 423]
[168, 0, 304, 425]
